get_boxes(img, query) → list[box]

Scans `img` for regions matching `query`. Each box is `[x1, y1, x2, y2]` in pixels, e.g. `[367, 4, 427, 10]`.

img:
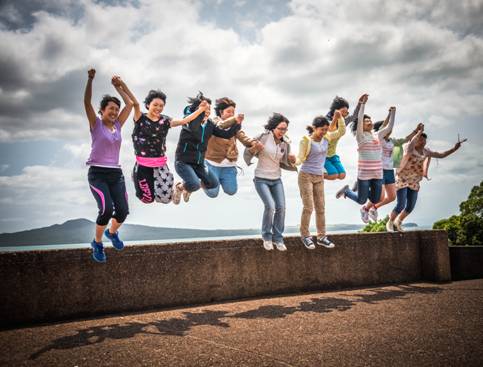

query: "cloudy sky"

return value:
[0, 0, 482, 234]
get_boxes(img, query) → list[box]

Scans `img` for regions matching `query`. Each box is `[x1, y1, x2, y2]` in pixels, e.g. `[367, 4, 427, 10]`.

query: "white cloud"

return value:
[0, 0, 482, 232]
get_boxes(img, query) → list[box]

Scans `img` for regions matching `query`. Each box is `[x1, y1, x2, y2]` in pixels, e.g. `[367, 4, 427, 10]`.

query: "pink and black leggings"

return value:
[132, 163, 174, 204]
[88, 166, 129, 226]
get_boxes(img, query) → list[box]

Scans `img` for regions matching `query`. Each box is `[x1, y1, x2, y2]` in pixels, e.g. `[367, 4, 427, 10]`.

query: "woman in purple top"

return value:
[84, 69, 135, 263]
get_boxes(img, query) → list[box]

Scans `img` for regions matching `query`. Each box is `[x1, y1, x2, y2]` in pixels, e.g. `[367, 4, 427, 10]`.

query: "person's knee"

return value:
[387, 192, 397, 202]
[223, 184, 238, 196]
[138, 193, 154, 204]
[205, 187, 220, 198]
[393, 202, 404, 214]
[325, 174, 338, 180]
[405, 202, 416, 214]
[115, 208, 129, 223]
[338, 173, 346, 180]
[185, 180, 201, 193]
[357, 196, 367, 205]
[97, 205, 114, 225]
[275, 204, 286, 213]
[303, 203, 314, 213]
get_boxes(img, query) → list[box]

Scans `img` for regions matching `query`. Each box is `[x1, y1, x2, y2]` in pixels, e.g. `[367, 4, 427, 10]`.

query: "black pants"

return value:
[88, 166, 129, 226]
[132, 163, 174, 204]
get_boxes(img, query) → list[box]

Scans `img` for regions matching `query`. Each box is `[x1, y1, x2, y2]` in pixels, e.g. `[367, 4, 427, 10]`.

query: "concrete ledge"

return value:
[449, 246, 483, 280]
[0, 230, 450, 327]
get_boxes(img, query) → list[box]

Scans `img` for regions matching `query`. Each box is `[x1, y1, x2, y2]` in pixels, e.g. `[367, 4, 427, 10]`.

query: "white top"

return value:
[205, 158, 237, 168]
[381, 138, 395, 170]
[255, 132, 284, 179]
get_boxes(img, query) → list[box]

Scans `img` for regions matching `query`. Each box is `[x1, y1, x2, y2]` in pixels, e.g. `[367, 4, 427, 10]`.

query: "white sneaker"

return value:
[301, 236, 316, 250]
[360, 207, 369, 223]
[172, 183, 183, 205]
[336, 184, 349, 199]
[263, 240, 274, 251]
[317, 236, 335, 249]
[368, 207, 378, 222]
[394, 219, 404, 232]
[183, 190, 191, 203]
[386, 219, 395, 232]
[274, 242, 287, 251]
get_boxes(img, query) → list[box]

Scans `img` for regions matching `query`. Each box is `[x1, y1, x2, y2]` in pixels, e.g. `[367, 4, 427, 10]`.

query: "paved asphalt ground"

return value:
[1, 279, 482, 366]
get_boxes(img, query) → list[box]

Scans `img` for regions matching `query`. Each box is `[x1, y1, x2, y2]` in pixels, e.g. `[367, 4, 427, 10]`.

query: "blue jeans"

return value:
[393, 187, 418, 214]
[175, 161, 219, 193]
[254, 177, 286, 243]
[204, 161, 238, 198]
[345, 178, 383, 205]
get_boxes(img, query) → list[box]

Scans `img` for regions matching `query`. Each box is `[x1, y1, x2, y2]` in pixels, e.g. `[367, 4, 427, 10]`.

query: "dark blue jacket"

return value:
[175, 107, 241, 165]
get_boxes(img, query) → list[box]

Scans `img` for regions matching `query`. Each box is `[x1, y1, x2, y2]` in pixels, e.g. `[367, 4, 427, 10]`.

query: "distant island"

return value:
[0, 218, 389, 247]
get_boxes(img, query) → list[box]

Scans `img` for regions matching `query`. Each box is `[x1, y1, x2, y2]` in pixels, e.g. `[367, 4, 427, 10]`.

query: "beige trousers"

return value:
[298, 171, 326, 237]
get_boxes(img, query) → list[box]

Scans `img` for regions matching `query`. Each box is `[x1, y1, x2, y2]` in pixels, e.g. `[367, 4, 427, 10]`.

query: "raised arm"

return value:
[378, 106, 395, 140]
[427, 140, 464, 159]
[407, 126, 424, 152]
[216, 113, 244, 129]
[84, 69, 97, 129]
[346, 93, 368, 126]
[171, 100, 209, 127]
[212, 121, 241, 139]
[111, 76, 134, 126]
[403, 123, 424, 143]
[356, 98, 366, 141]
[326, 110, 346, 141]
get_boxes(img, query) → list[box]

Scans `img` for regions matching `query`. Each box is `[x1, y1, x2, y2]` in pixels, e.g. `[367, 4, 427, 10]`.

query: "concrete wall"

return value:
[449, 246, 483, 280]
[0, 230, 450, 327]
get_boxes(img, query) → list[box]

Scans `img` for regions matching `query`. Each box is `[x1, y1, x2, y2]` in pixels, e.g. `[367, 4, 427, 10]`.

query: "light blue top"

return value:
[301, 139, 328, 176]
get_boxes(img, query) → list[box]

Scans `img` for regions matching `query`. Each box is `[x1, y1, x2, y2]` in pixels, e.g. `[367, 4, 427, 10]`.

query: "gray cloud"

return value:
[0, 0, 482, 232]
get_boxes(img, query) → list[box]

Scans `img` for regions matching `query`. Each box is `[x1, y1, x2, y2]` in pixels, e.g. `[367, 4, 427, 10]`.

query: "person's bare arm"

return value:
[378, 106, 395, 140]
[427, 140, 465, 158]
[356, 98, 366, 142]
[111, 76, 134, 126]
[403, 122, 424, 143]
[170, 101, 209, 127]
[84, 69, 97, 129]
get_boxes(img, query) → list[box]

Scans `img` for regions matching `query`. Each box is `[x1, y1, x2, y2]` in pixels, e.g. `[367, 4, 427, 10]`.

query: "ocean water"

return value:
[0, 229, 358, 252]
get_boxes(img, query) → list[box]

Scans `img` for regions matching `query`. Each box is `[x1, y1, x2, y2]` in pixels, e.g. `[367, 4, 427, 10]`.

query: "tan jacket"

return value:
[205, 116, 255, 163]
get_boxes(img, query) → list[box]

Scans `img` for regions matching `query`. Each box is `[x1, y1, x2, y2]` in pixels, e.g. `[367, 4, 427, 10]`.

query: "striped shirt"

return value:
[357, 132, 383, 179]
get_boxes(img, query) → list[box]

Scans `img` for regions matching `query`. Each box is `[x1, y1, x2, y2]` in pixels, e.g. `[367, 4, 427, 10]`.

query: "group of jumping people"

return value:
[84, 69, 465, 262]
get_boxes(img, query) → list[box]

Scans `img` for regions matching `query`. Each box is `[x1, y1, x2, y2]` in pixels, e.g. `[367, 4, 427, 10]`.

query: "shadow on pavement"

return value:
[30, 284, 442, 360]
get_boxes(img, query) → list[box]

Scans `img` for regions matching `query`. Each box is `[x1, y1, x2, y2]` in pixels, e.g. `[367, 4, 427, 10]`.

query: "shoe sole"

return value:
[90, 248, 106, 263]
[318, 243, 335, 248]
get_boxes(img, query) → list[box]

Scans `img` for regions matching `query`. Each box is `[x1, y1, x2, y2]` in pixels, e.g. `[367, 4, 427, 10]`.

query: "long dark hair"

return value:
[326, 96, 349, 119]
[187, 91, 212, 113]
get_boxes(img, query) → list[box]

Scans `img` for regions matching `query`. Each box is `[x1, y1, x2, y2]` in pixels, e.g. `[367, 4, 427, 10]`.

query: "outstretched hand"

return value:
[235, 113, 244, 124]
[359, 93, 369, 104]
[111, 75, 122, 87]
[455, 136, 468, 150]
[333, 110, 342, 120]
[88, 69, 96, 80]
[199, 100, 210, 112]
[251, 141, 264, 153]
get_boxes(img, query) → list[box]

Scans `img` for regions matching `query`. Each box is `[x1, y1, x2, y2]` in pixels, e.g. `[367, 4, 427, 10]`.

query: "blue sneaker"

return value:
[104, 229, 124, 250]
[91, 240, 106, 263]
